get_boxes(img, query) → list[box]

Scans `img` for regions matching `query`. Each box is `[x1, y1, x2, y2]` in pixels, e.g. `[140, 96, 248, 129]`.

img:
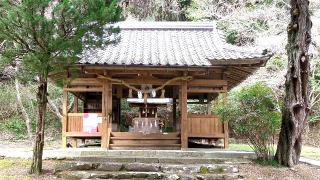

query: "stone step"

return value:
[43, 149, 255, 160]
[56, 170, 243, 180]
[54, 162, 239, 174]
[72, 156, 250, 164]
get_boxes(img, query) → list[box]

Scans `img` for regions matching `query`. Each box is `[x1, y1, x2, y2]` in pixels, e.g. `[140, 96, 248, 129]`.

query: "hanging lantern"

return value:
[151, 89, 156, 98]
[129, 88, 133, 98]
[138, 91, 143, 99]
[160, 89, 165, 98]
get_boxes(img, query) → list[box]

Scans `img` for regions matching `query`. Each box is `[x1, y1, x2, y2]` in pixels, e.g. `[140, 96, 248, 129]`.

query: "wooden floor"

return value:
[109, 132, 181, 150]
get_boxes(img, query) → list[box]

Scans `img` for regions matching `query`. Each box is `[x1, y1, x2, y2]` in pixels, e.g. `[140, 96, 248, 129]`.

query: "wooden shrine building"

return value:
[57, 22, 272, 149]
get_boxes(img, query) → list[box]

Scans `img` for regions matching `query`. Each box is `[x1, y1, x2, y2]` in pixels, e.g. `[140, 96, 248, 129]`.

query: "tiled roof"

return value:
[80, 21, 271, 67]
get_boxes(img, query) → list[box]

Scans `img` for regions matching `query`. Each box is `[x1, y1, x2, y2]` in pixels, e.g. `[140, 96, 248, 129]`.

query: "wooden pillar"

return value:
[172, 98, 176, 131]
[101, 80, 110, 148]
[224, 122, 229, 149]
[107, 84, 113, 131]
[73, 96, 78, 113]
[222, 71, 229, 149]
[62, 90, 68, 148]
[207, 94, 213, 115]
[180, 81, 188, 149]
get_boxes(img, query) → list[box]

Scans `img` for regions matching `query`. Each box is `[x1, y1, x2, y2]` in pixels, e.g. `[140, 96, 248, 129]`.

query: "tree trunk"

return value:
[275, 0, 312, 167]
[15, 78, 33, 141]
[30, 74, 48, 174]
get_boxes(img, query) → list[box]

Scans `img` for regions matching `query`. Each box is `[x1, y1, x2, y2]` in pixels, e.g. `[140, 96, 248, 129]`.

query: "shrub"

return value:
[213, 82, 281, 161]
[4, 116, 27, 139]
[225, 30, 239, 44]
[266, 55, 287, 71]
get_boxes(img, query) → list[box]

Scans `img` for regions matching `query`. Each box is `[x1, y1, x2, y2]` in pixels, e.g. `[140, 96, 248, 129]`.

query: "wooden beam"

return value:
[81, 65, 222, 72]
[68, 78, 102, 86]
[180, 81, 188, 149]
[110, 78, 182, 86]
[62, 90, 68, 148]
[188, 79, 227, 87]
[187, 88, 227, 93]
[64, 87, 103, 92]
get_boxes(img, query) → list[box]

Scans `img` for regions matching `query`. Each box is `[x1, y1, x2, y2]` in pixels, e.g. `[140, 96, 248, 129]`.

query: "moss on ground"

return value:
[0, 158, 31, 169]
[199, 166, 210, 174]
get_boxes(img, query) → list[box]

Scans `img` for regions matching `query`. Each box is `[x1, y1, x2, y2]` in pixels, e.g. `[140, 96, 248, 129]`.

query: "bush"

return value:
[225, 30, 239, 45]
[3, 116, 27, 139]
[266, 55, 287, 71]
[213, 82, 281, 161]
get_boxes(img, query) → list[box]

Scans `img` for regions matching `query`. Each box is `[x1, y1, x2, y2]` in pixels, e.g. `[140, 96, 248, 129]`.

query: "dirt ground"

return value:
[239, 162, 320, 180]
[0, 158, 60, 180]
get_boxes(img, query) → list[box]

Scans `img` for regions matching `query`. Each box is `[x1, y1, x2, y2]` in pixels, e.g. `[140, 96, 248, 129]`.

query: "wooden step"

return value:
[110, 139, 180, 145]
[110, 137, 180, 140]
[110, 132, 180, 138]
[110, 144, 181, 147]
[109, 143, 181, 150]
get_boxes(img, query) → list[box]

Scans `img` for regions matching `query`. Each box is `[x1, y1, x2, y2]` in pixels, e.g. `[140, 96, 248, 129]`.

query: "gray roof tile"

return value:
[80, 21, 271, 67]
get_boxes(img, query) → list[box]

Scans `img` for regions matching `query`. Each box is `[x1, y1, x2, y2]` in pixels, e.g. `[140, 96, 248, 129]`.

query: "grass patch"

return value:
[255, 159, 280, 167]
[199, 166, 209, 174]
[229, 143, 253, 152]
[0, 158, 31, 169]
[0, 175, 31, 180]
[301, 146, 320, 160]
[230, 143, 320, 160]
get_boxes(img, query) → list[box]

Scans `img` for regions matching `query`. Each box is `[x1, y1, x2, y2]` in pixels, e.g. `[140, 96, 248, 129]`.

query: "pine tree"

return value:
[0, 0, 121, 174]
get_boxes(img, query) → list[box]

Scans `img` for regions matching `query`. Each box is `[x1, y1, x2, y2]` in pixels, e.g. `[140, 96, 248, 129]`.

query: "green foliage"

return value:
[213, 83, 281, 160]
[255, 159, 280, 167]
[309, 57, 320, 123]
[188, 100, 207, 114]
[0, 0, 122, 81]
[251, 19, 269, 31]
[225, 30, 239, 45]
[0, 82, 17, 120]
[0, 80, 63, 139]
[266, 55, 287, 71]
[3, 116, 27, 139]
[119, 99, 139, 132]
[199, 166, 209, 174]
[126, 0, 191, 21]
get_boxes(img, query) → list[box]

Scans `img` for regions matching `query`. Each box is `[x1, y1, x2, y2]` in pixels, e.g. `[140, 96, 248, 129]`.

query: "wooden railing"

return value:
[187, 114, 229, 148]
[65, 113, 102, 137]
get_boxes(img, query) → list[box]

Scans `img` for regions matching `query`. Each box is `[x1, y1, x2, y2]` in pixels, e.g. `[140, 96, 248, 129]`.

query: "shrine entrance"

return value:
[61, 74, 229, 150]
[56, 22, 270, 150]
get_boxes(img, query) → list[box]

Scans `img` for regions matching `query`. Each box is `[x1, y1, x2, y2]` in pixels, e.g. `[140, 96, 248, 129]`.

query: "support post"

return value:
[207, 94, 213, 115]
[224, 122, 229, 149]
[180, 81, 188, 149]
[62, 90, 67, 148]
[173, 98, 176, 131]
[73, 96, 78, 113]
[222, 71, 229, 149]
[101, 81, 110, 148]
[107, 83, 113, 148]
